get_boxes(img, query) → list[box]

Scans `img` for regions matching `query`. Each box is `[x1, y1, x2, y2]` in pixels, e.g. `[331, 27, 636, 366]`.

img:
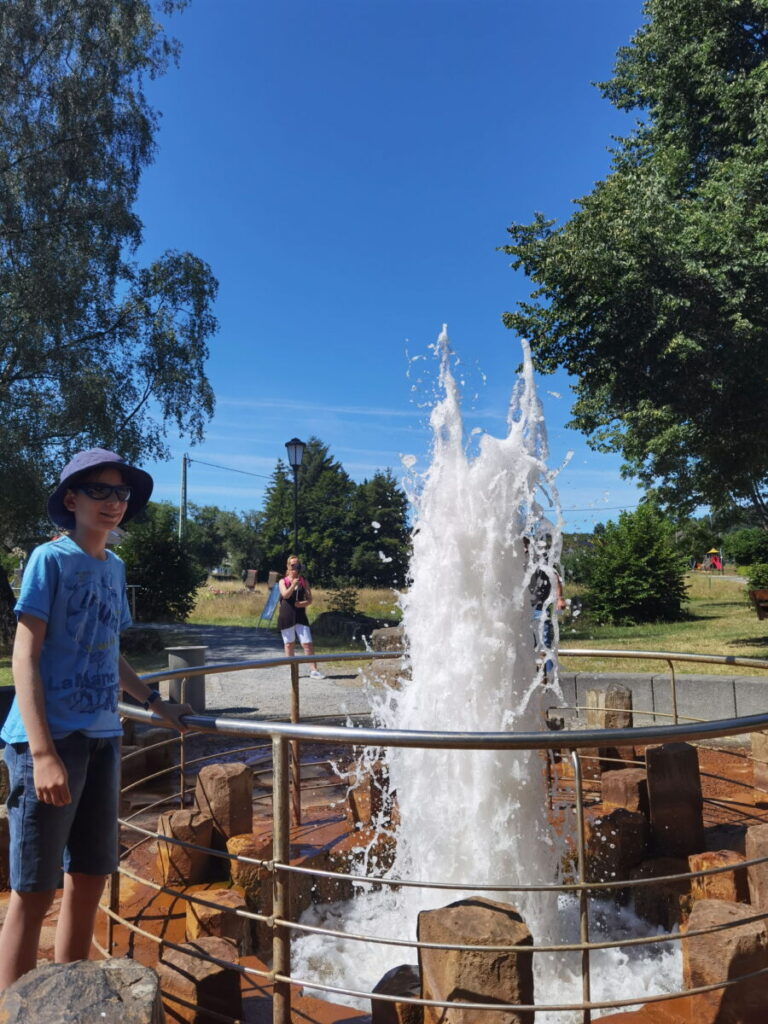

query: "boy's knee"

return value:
[11, 888, 56, 919]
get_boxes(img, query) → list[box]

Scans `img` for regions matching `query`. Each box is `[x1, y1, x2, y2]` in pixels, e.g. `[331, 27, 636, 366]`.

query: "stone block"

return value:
[120, 744, 148, 787]
[0, 959, 164, 1023]
[745, 822, 768, 908]
[159, 936, 241, 1023]
[347, 759, 397, 829]
[586, 808, 649, 889]
[689, 850, 749, 904]
[157, 809, 214, 886]
[559, 747, 602, 782]
[704, 823, 746, 856]
[135, 726, 178, 779]
[585, 684, 633, 730]
[358, 657, 409, 691]
[751, 730, 768, 791]
[645, 743, 704, 857]
[371, 964, 422, 1024]
[185, 885, 253, 955]
[226, 834, 272, 952]
[601, 768, 649, 816]
[194, 762, 253, 848]
[682, 899, 768, 1023]
[630, 857, 691, 929]
[370, 626, 405, 652]
[597, 743, 638, 774]
[418, 897, 533, 1024]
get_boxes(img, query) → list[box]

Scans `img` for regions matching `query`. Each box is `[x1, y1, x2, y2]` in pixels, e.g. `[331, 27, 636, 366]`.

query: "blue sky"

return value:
[136, 0, 648, 532]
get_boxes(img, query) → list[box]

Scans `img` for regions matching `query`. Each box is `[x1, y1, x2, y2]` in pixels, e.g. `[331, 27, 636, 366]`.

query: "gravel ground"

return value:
[143, 622, 377, 722]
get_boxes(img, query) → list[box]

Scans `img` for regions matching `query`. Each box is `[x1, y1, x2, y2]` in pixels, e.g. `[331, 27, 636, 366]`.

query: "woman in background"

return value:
[277, 555, 325, 679]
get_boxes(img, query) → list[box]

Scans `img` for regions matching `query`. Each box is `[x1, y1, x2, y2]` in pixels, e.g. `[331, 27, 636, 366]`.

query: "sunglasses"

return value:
[74, 482, 132, 502]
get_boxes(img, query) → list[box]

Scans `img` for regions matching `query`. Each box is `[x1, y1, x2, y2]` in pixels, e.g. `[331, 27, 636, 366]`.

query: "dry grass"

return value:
[188, 578, 402, 627]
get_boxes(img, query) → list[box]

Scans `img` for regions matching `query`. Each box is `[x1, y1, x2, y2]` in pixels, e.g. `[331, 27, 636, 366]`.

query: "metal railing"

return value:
[106, 648, 768, 1023]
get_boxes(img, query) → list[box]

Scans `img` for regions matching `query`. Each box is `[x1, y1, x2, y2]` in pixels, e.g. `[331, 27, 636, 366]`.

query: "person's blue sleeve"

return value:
[14, 545, 58, 624]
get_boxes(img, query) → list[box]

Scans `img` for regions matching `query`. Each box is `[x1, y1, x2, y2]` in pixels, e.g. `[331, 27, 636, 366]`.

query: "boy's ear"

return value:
[63, 490, 77, 513]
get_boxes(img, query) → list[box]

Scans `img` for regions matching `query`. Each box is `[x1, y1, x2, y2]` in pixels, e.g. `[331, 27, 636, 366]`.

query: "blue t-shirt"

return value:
[1, 536, 132, 742]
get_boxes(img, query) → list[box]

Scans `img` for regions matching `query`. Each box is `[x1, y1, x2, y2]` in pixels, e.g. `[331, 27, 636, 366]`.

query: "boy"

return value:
[0, 448, 191, 990]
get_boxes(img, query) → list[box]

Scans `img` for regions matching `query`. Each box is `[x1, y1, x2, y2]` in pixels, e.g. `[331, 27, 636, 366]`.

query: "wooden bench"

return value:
[749, 589, 768, 620]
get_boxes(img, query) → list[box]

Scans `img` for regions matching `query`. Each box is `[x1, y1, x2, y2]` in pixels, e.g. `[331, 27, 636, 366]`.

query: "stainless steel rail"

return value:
[107, 647, 768, 1024]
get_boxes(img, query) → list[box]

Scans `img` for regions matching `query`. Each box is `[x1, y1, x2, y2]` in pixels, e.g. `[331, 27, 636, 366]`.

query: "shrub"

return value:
[583, 506, 688, 625]
[746, 564, 768, 591]
[722, 528, 768, 567]
[118, 503, 207, 622]
[327, 581, 360, 616]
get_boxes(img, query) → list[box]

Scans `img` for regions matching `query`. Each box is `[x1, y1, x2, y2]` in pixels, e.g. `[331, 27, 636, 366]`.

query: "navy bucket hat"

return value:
[48, 448, 154, 530]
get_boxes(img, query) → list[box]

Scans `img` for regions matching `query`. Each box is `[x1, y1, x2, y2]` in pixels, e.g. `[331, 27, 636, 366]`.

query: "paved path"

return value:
[144, 623, 377, 722]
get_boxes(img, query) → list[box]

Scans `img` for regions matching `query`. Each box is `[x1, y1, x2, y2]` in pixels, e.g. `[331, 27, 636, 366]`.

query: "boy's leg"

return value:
[55, 872, 108, 962]
[58, 736, 119, 963]
[0, 889, 56, 990]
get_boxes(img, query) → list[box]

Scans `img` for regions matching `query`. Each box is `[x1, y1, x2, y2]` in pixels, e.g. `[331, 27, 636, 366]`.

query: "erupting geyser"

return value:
[293, 326, 679, 1022]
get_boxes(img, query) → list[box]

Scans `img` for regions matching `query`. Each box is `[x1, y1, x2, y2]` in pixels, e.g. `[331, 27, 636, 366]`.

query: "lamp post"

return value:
[285, 437, 306, 554]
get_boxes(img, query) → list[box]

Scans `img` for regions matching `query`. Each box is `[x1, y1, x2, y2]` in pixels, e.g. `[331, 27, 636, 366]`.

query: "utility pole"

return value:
[178, 453, 188, 541]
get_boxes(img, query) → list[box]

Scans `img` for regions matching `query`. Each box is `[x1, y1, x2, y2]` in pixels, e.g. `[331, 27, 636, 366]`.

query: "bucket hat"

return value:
[48, 448, 154, 530]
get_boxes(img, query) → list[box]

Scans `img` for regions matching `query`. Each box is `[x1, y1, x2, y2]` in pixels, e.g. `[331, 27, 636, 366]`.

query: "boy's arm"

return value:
[118, 655, 193, 732]
[12, 613, 71, 806]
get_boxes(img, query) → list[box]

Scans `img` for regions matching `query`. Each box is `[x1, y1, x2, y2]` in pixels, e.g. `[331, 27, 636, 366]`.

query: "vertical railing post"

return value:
[667, 659, 679, 726]
[272, 734, 291, 1024]
[571, 748, 592, 1024]
[290, 661, 301, 825]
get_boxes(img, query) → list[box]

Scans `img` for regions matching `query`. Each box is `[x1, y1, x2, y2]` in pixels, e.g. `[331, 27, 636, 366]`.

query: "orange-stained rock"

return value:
[226, 833, 272, 894]
[156, 809, 213, 886]
[682, 899, 768, 1023]
[601, 768, 649, 816]
[688, 849, 749, 904]
[586, 808, 649, 889]
[418, 897, 533, 1024]
[646, 744, 704, 858]
[371, 963, 422, 1024]
[629, 857, 691, 929]
[159, 936, 241, 1023]
[185, 885, 253, 955]
[194, 762, 253, 847]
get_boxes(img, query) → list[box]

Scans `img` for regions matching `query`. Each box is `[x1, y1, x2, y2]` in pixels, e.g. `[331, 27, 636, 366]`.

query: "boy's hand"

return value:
[32, 751, 71, 806]
[154, 701, 194, 733]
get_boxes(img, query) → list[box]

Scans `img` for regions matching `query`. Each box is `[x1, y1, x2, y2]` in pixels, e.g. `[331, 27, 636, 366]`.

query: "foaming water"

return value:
[293, 327, 680, 1020]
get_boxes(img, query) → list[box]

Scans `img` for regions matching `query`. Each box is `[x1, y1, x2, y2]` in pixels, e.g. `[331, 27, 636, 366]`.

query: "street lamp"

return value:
[285, 437, 306, 554]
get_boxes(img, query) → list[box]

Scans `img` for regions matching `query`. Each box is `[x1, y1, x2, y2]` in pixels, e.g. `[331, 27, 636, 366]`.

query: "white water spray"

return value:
[293, 327, 679, 1021]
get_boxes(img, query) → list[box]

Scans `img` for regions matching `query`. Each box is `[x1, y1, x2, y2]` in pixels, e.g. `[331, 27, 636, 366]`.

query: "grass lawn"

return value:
[560, 571, 768, 676]
[1, 571, 764, 685]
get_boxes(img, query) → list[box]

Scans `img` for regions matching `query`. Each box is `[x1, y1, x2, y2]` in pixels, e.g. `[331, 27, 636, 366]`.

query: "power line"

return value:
[187, 457, 272, 480]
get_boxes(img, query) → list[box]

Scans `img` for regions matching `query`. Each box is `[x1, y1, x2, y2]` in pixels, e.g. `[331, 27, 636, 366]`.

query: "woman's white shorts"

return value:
[281, 624, 312, 645]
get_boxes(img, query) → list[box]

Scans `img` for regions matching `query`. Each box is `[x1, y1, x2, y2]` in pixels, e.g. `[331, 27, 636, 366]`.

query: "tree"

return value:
[584, 505, 688, 624]
[0, 1, 218, 646]
[185, 504, 262, 575]
[257, 439, 410, 587]
[118, 503, 206, 622]
[502, 0, 768, 523]
[348, 471, 410, 587]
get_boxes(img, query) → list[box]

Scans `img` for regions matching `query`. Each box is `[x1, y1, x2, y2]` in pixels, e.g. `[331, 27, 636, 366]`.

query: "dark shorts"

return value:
[5, 732, 120, 892]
